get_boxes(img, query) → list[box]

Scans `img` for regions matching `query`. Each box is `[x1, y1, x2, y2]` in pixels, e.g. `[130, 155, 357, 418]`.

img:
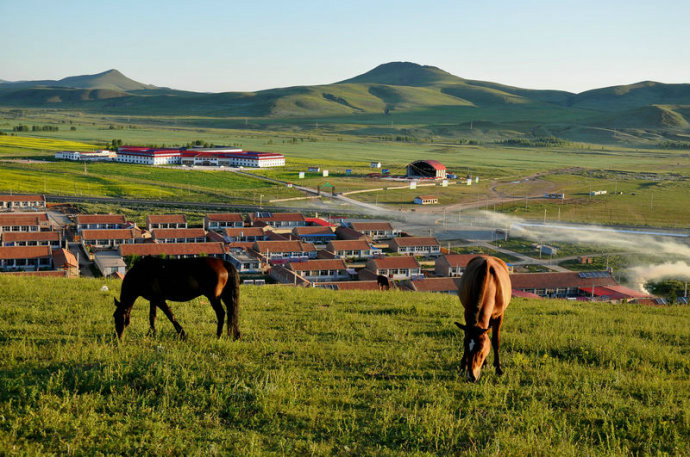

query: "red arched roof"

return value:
[410, 159, 446, 171]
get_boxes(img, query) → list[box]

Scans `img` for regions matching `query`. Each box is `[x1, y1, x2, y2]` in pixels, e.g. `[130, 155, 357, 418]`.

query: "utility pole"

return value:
[543, 208, 547, 224]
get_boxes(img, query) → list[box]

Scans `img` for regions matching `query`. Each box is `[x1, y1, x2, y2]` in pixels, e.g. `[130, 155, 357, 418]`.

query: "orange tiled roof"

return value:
[0, 245, 52, 259]
[327, 240, 371, 251]
[350, 222, 394, 231]
[152, 228, 206, 239]
[76, 214, 126, 224]
[370, 256, 420, 269]
[82, 229, 136, 240]
[288, 259, 347, 271]
[146, 214, 187, 224]
[390, 237, 439, 247]
[121, 242, 224, 257]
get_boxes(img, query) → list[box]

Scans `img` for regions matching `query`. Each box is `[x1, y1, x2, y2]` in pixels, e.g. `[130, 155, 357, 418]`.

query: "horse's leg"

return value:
[147, 301, 157, 336]
[209, 297, 225, 339]
[221, 284, 241, 341]
[491, 314, 504, 375]
[156, 300, 186, 340]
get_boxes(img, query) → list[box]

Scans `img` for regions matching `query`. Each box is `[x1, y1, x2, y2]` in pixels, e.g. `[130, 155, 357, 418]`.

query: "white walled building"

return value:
[116, 147, 181, 165]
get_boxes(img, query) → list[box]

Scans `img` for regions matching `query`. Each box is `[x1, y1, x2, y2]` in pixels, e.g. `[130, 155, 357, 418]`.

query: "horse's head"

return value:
[113, 298, 131, 340]
[455, 322, 491, 382]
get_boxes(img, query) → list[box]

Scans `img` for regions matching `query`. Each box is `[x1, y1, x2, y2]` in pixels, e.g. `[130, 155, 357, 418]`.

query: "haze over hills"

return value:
[1, 62, 688, 145]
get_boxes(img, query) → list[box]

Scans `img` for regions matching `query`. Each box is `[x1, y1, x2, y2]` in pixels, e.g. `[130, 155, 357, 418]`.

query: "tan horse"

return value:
[454, 256, 511, 381]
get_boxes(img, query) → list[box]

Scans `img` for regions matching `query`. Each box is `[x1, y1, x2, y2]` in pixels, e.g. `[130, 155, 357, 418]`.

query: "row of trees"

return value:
[13, 125, 59, 132]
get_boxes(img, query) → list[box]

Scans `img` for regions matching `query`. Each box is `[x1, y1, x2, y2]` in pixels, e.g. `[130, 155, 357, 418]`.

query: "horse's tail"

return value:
[221, 261, 241, 339]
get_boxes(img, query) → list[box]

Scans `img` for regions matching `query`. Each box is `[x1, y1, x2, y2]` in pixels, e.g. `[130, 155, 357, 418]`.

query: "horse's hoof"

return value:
[178, 331, 188, 341]
[495, 366, 504, 376]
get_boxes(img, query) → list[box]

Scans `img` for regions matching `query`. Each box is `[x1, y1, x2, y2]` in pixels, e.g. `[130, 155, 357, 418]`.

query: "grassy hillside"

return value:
[1, 63, 688, 146]
[1, 276, 688, 456]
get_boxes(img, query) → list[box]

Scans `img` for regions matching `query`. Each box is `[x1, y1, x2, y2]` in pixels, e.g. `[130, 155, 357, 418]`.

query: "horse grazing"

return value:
[113, 256, 240, 341]
[377, 275, 392, 291]
[454, 255, 511, 382]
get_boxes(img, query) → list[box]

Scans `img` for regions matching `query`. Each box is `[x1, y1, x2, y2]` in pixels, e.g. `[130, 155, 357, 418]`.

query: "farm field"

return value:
[1, 276, 688, 456]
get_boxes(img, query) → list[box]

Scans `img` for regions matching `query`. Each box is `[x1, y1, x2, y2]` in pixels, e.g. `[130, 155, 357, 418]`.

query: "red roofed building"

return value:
[326, 240, 379, 259]
[407, 160, 446, 179]
[578, 285, 652, 303]
[2, 231, 61, 248]
[349, 222, 400, 240]
[0, 213, 51, 232]
[286, 259, 350, 282]
[152, 228, 206, 244]
[204, 213, 244, 230]
[76, 214, 127, 231]
[389, 237, 441, 256]
[315, 281, 382, 291]
[0, 246, 53, 271]
[511, 271, 618, 299]
[120, 242, 225, 259]
[81, 229, 138, 248]
[252, 240, 317, 263]
[52, 248, 79, 277]
[221, 227, 268, 242]
[293, 226, 336, 243]
[249, 212, 306, 228]
[180, 149, 285, 168]
[434, 254, 478, 277]
[406, 277, 462, 294]
[0, 194, 46, 210]
[116, 147, 182, 165]
[364, 256, 421, 280]
[146, 214, 187, 230]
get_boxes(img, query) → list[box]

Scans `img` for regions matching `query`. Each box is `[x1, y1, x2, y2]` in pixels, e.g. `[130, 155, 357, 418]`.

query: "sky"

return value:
[1, 0, 688, 93]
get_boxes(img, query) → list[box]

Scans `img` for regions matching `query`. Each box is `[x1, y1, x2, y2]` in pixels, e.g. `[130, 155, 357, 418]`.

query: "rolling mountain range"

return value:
[1, 62, 688, 144]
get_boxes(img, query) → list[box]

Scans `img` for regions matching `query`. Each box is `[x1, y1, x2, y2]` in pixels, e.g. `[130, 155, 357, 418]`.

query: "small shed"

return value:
[370, 162, 381, 168]
[414, 195, 439, 205]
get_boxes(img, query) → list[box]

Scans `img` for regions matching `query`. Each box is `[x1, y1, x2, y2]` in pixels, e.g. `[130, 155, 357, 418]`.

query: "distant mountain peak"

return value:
[339, 61, 461, 86]
[55, 69, 155, 92]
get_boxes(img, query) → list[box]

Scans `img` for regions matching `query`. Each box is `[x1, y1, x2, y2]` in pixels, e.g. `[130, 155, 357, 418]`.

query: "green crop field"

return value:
[1, 276, 688, 456]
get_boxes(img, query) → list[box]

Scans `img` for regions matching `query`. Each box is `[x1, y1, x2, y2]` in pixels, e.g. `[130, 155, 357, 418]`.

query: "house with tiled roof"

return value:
[120, 242, 225, 260]
[204, 213, 244, 230]
[326, 240, 379, 259]
[389, 237, 441, 256]
[252, 240, 317, 263]
[0, 213, 51, 232]
[81, 229, 138, 249]
[76, 214, 127, 231]
[0, 194, 46, 211]
[510, 271, 618, 299]
[1, 231, 61, 248]
[152, 228, 206, 244]
[315, 281, 382, 291]
[335, 226, 368, 241]
[146, 214, 187, 231]
[363, 256, 421, 280]
[221, 227, 269, 242]
[0, 246, 53, 271]
[286, 259, 350, 282]
[293, 226, 336, 244]
[249, 212, 307, 228]
[405, 277, 461, 294]
[434, 254, 478, 277]
[52, 248, 79, 277]
[349, 222, 400, 240]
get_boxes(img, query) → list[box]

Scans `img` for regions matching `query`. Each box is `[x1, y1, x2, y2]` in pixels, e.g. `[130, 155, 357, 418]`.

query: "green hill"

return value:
[1, 63, 688, 145]
[0, 276, 688, 456]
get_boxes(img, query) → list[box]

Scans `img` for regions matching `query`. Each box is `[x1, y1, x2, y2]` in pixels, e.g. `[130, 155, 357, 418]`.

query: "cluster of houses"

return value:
[0, 194, 660, 304]
[55, 146, 286, 168]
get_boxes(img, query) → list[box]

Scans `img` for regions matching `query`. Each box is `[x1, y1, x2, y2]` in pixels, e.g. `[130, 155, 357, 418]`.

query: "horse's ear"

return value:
[454, 322, 467, 331]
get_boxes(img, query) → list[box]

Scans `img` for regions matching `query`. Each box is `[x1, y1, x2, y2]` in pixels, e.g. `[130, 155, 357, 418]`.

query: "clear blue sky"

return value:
[1, 0, 688, 93]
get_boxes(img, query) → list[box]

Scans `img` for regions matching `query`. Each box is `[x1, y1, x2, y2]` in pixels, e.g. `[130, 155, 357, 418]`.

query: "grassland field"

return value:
[1, 110, 689, 227]
[0, 276, 688, 456]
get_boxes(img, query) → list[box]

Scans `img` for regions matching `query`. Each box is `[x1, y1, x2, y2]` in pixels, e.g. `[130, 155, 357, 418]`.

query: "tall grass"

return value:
[1, 277, 688, 456]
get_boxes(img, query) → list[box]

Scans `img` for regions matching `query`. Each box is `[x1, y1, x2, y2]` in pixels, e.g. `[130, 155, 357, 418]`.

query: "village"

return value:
[0, 193, 664, 304]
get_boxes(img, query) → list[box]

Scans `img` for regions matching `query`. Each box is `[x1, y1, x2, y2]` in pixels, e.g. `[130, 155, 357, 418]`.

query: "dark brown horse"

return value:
[377, 275, 391, 290]
[113, 256, 240, 340]
[454, 255, 511, 381]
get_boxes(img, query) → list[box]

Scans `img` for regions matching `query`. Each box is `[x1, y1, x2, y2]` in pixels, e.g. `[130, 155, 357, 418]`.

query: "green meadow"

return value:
[1, 276, 688, 456]
[1, 109, 688, 227]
